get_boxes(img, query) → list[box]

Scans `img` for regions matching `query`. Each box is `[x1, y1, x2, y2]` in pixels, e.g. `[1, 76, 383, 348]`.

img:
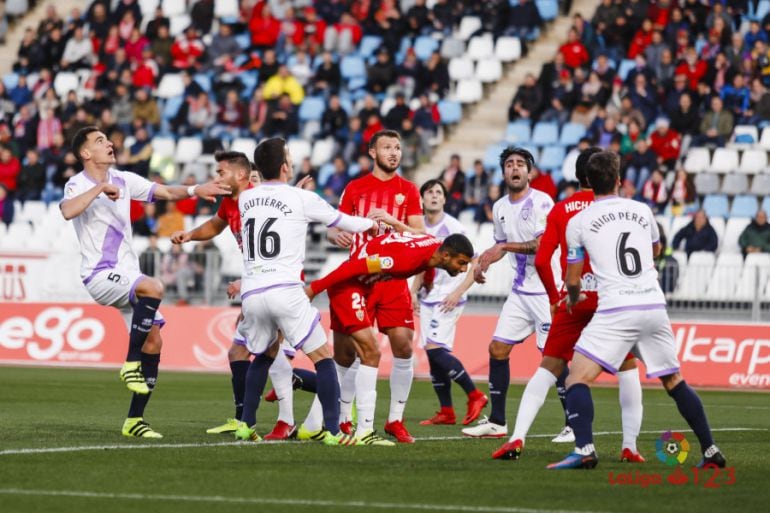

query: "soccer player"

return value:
[327, 129, 424, 443]
[233, 137, 376, 445]
[462, 147, 555, 439]
[414, 179, 488, 426]
[548, 151, 726, 469]
[170, 152, 311, 440]
[61, 126, 230, 437]
[492, 148, 645, 461]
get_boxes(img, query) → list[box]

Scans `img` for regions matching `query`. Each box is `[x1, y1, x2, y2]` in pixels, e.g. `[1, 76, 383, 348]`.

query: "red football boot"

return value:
[420, 407, 457, 425]
[384, 419, 415, 443]
[492, 439, 523, 460]
[620, 448, 646, 463]
[263, 420, 296, 440]
[339, 420, 354, 435]
[463, 390, 488, 425]
[264, 388, 278, 402]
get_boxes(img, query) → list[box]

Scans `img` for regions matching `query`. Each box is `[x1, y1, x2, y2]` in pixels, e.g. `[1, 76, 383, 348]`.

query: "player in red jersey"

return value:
[492, 148, 645, 462]
[326, 129, 425, 443]
[170, 151, 314, 439]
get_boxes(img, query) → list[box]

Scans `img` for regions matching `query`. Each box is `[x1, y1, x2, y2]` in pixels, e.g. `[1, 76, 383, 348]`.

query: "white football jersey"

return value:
[492, 188, 554, 294]
[566, 195, 665, 311]
[422, 213, 470, 304]
[239, 182, 373, 294]
[62, 169, 156, 282]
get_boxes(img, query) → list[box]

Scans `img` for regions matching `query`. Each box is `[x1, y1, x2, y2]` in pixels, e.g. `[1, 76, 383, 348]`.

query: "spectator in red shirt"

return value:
[675, 47, 708, 90]
[530, 167, 557, 200]
[0, 146, 21, 193]
[648, 118, 681, 170]
[171, 26, 204, 71]
[124, 26, 149, 64]
[559, 28, 590, 69]
[628, 18, 654, 58]
[132, 47, 158, 89]
[326, 13, 363, 55]
[302, 7, 327, 50]
[249, 3, 281, 50]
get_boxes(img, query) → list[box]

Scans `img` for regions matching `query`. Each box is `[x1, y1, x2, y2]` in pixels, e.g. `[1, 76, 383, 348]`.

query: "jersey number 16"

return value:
[244, 217, 281, 260]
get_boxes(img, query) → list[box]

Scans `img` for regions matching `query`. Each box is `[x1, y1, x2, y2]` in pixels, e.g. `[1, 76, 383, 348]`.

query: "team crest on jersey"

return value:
[356, 310, 365, 321]
[395, 193, 405, 205]
[521, 204, 532, 220]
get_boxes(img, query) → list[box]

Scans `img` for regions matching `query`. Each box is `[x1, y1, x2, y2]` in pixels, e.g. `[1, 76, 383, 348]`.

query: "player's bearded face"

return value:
[504, 156, 530, 193]
[443, 254, 471, 276]
[373, 138, 401, 173]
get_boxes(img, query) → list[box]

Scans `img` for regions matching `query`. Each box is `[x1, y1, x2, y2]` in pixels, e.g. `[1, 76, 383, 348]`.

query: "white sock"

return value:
[338, 358, 359, 423]
[302, 396, 323, 432]
[618, 368, 643, 452]
[355, 364, 378, 432]
[511, 367, 557, 442]
[269, 350, 294, 425]
[388, 356, 414, 423]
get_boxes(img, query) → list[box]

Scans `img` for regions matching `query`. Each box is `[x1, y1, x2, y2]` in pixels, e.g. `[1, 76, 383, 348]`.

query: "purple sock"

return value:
[241, 354, 273, 427]
[313, 358, 340, 434]
[565, 383, 594, 449]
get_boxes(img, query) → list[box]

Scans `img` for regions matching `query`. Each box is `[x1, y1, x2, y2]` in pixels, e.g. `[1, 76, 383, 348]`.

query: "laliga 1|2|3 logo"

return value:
[608, 431, 736, 489]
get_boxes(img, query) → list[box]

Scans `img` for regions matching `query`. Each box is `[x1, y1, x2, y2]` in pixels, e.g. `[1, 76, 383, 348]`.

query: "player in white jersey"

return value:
[412, 179, 488, 426]
[61, 126, 230, 438]
[462, 147, 556, 438]
[549, 151, 726, 469]
[233, 137, 376, 445]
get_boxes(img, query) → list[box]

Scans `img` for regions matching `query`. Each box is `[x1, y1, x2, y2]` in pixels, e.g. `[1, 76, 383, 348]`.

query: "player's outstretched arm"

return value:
[441, 257, 477, 313]
[60, 182, 119, 220]
[309, 257, 373, 296]
[367, 209, 426, 235]
[327, 227, 354, 248]
[152, 182, 231, 202]
[170, 217, 228, 244]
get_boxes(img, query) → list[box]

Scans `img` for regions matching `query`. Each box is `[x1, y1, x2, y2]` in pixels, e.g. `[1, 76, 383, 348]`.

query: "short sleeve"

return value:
[338, 183, 354, 215]
[302, 189, 343, 226]
[492, 201, 506, 243]
[121, 171, 156, 202]
[565, 215, 584, 263]
[534, 195, 554, 237]
[61, 176, 83, 202]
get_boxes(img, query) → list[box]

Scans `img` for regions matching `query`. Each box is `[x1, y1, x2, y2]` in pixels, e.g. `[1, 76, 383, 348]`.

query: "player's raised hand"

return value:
[332, 230, 354, 248]
[194, 181, 232, 201]
[367, 208, 397, 227]
[439, 291, 463, 313]
[226, 279, 241, 299]
[304, 285, 316, 301]
[170, 231, 192, 244]
[295, 175, 314, 189]
[477, 245, 503, 273]
[101, 183, 120, 201]
[473, 266, 486, 284]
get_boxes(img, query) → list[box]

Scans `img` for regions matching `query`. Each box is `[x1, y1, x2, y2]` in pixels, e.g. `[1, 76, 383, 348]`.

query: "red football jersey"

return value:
[338, 173, 422, 255]
[216, 183, 254, 250]
[534, 190, 595, 306]
[311, 233, 440, 294]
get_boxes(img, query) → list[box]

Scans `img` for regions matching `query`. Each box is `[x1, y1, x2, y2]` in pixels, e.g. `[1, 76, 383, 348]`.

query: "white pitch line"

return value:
[0, 488, 612, 513]
[0, 427, 764, 456]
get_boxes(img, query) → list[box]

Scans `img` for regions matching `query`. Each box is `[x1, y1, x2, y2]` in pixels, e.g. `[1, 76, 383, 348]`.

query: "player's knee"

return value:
[391, 342, 412, 359]
[358, 345, 381, 366]
[660, 372, 682, 391]
[488, 341, 511, 360]
[136, 277, 164, 299]
[228, 343, 250, 362]
[334, 350, 356, 367]
[540, 357, 565, 376]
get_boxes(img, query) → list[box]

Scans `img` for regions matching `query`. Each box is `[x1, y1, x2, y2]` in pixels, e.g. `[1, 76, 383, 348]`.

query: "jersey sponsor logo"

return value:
[540, 322, 551, 334]
[430, 319, 439, 329]
[395, 193, 405, 206]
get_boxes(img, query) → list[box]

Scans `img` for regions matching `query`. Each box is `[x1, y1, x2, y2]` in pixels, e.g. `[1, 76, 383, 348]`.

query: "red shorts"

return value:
[329, 279, 414, 335]
[542, 292, 633, 363]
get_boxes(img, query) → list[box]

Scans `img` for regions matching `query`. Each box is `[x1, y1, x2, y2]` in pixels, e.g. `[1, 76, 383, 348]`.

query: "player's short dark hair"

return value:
[440, 233, 474, 258]
[215, 150, 250, 173]
[575, 147, 603, 188]
[71, 126, 101, 162]
[253, 137, 287, 180]
[586, 151, 620, 195]
[420, 178, 447, 198]
[369, 129, 401, 150]
[499, 146, 534, 172]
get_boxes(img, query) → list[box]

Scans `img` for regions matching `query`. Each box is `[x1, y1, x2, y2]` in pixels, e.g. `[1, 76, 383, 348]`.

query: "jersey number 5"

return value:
[616, 232, 642, 277]
[244, 218, 281, 260]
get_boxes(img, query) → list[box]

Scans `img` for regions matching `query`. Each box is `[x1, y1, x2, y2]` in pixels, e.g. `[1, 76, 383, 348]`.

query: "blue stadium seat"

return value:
[531, 122, 559, 146]
[235, 33, 251, 50]
[2, 72, 19, 90]
[483, 142, 508, 170]
[358, 36, 383, 59]
[298, 97, 326, 122]
[504, 121, 531, 143]
[238, 71, 258, 99]
[617, 59, 636, 81]
[702, 194, 729, 218]
[535, 0, 558, 21]
[340, 56, 367, 90]
[539, 146, 566, 171]
[559, 122, 586, 147]
[162, 96, 184, 120]
[413, 35, 440, 61]
[317, 163, 336, 185]
[437, 100, 462, 124]
[731, 195, 759, 218]
[757, 0, 770, 19]
[193, 73, 213, 93]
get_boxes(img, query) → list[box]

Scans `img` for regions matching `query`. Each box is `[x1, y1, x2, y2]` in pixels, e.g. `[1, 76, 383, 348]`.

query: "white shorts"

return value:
[84, 267, 164, 330]
[492, 292, 551, 349]
[233, 318, 295, 358]
[575, 306, 680, 378]
[419, 301, 465, 351]
[237, 285, 326, 356]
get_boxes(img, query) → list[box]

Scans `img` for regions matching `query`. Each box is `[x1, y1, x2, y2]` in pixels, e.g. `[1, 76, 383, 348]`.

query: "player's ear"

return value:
[368, 145, 376, 160]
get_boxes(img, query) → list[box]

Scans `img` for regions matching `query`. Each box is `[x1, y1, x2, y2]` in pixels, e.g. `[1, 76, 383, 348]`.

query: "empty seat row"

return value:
[684, 147, 769, 175]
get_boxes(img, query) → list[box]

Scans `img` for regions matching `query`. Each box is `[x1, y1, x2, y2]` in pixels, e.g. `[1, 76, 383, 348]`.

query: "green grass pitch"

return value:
[0, 366, 767, 513]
